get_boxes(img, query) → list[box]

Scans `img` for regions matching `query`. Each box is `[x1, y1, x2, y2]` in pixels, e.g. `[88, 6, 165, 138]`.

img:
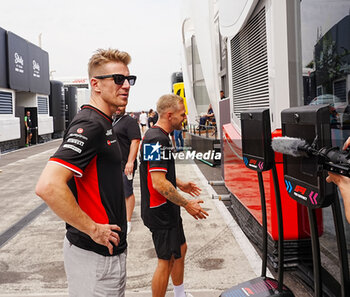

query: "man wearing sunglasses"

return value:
[36, 48, 136, 297]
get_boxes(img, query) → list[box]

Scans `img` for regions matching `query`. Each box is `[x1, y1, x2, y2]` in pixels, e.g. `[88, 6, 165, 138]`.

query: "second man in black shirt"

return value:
[113, 106, 141, 234]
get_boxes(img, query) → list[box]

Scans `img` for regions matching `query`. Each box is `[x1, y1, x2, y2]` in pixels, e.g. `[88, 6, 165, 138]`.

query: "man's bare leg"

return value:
[152, 258, 174, 297]
[126, 194, 135, 222]
[170, 243, 187, 285]
[125, 193, 135, 233]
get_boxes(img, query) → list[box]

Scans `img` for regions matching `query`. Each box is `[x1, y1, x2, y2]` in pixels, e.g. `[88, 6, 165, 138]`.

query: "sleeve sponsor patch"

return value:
[67, 138, 85, 146]
[63, 144, 82, 154]
[68, 133, 88, 141]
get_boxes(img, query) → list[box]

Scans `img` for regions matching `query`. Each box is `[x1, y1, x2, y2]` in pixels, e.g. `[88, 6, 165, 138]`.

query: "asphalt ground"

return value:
[0, 140, 268, 297]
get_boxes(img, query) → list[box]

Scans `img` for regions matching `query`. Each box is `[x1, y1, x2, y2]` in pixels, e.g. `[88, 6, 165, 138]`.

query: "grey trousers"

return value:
[63, 236, 127, 297]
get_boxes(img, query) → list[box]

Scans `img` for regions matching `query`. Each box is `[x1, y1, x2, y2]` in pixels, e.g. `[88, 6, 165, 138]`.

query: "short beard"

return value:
[174, 123, 183, 131]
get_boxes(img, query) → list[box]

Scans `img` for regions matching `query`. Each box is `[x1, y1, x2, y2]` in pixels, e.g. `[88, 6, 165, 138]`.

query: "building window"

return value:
[38, 96, 48, 114]
[0, 91, 13, 114]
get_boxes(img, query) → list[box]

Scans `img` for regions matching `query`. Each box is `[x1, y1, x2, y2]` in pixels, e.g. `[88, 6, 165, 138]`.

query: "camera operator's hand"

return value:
[343, 137, 350, 150]
[324, 137, 350, 224]
[326, 171, 350, 187]
[327, 172, 350, 224]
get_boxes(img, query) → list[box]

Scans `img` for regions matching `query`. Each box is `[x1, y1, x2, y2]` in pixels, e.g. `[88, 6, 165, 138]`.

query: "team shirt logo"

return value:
[77, 128, 84, 134]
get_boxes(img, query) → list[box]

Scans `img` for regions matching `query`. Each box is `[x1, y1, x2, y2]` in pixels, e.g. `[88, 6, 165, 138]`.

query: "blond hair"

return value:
[88, 48, 131, 79]
[156, 94, 184, 116]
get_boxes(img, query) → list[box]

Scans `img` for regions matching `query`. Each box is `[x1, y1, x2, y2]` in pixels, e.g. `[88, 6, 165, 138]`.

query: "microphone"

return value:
[272, 136, 350, 177]
[271, 137, 311, 157]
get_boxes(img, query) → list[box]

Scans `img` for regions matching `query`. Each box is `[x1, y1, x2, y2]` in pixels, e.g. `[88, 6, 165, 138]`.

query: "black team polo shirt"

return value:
[50, 104, 126, 256]
[112, 114, 141, 171]
[140, 125, 180, 229]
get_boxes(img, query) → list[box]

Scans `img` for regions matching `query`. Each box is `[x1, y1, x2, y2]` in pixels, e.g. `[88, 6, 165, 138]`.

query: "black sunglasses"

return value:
[94, 74, 137, 86]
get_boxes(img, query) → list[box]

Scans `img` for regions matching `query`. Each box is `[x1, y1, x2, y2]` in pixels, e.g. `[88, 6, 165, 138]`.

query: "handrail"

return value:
[188, 123, 217, 139]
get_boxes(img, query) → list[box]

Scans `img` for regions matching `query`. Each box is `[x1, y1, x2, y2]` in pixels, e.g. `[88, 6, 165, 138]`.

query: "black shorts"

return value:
[140, 123, 146, 127]
[122, 171, 134, 198]
[150, 220, 186, 260]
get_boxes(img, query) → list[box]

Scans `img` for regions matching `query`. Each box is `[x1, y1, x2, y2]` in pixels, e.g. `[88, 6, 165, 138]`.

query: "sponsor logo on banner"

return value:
[14, 52, 24, 73]
[32, 60, 40, 78]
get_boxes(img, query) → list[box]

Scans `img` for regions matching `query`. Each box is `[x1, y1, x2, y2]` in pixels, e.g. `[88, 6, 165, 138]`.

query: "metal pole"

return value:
[272, 165, 284, 292]
[331, 193, 350, 297]
[257, 171, 267, 277]
[307, 207, 322, 297]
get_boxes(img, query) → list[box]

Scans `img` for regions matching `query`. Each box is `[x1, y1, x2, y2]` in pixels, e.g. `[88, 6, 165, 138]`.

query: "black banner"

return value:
[28, 42, 50, 95]
[0, 27, 7, 88]
[41, 50, 50, 95]
[7, 31, 29, 92]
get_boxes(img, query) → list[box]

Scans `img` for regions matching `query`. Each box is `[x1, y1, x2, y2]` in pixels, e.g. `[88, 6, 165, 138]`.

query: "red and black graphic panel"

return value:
[241, 109, 273, 172]
[221, 277, 294, 297]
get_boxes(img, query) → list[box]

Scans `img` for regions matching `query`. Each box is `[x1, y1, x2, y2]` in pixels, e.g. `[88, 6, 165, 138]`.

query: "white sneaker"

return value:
[127, 222, 131, 234]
